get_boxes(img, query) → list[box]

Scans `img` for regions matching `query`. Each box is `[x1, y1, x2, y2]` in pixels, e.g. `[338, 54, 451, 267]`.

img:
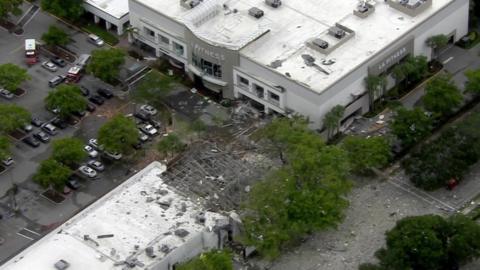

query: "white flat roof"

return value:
[1, 162, 225, 270]
[85, 0, 129, 19]
[136, 0, 455, 94]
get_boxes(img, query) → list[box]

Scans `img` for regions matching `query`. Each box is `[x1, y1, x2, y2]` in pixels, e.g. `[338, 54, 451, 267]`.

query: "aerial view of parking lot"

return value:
[1, 0, 480, 270]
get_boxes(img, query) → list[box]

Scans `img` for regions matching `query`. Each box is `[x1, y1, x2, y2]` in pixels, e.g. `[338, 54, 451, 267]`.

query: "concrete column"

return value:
[94, 15, 100, 24]
[105, 21, 112, 30]
[117, 24, 123, 35]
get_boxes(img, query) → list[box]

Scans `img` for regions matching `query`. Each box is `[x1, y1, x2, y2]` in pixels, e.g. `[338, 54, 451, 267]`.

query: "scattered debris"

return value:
[174, 229, 189, 238]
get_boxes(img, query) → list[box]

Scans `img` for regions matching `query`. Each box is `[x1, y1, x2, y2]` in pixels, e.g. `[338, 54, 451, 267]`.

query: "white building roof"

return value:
[85, 0, 129, 19]
[1, 162, 225, 270]
[136, 0, 454, 94]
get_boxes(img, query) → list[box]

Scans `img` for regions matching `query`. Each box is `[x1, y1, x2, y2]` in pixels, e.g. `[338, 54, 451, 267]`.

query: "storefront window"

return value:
[173, 42, 184, 56]
[192, 54, 222, 78]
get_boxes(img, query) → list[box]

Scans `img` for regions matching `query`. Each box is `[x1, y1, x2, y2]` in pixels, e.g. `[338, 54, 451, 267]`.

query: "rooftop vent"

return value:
[265, 0, 282, 8]
[353, 0, 375, 18]
[307, 23, 355, 55]
[312, 38, 329, 49]
[54, 260, 70, 270]
[387, 0, 431, 17]
[328, 26, 346, 39]
[249, 7, 264, 19]
[180, 0, 203, 9]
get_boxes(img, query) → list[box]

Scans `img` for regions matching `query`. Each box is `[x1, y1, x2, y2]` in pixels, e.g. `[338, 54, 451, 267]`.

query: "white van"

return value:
[76, 54, 91, 68]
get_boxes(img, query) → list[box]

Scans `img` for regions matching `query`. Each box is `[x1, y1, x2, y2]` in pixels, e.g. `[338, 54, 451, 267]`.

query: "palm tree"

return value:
[324, 105, 345, 139]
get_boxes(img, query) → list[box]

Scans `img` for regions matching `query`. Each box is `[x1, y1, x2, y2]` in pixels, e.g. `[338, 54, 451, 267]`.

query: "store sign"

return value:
[193, 44, 225, 61]
[369, 38, 414, 75]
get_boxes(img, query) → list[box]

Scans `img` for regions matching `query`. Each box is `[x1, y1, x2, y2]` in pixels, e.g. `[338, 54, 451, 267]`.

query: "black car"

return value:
[52, 118, 68, 129]
[147, 119, 162, 129]
[73, 110, 86, 118]
[22, 136, 40, 147]
[66, 178, 81, 190]
[97, 88, 113, 99]
[134, 111, 151, 121]
[33, 131, 50, 143]
[86, 103, 96, 112]
[132, 142, 143, 150]
[50, 56, 66, 67]
[79, 86, 90, 96]
[89, 95, 105, 105]
[31, 117, 44, 127]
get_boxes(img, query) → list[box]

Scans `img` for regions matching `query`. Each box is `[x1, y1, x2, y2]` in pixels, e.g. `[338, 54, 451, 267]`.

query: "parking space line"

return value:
[16, 232, 34, 240]
[23, 227, 40, 236]
[9, 44, 24, 55]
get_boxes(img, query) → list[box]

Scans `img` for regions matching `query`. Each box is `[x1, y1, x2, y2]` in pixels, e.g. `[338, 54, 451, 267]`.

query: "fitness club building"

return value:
[129, 0, 469, 128]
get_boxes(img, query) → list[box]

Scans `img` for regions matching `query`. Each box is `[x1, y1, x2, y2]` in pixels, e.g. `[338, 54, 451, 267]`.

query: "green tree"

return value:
[0, 0, 23, 20]
[363, 214, 480, 270]
[33, 158, 72, 190]
[392, 56, 428, 85]
[41, 0, 84, 21]
[0, 63, 30, 93]
[465, 68, 480, 96]
[41, 25, 70, 47]
[323, 105, 345, 139]
[341, 136, 390, 175]
[51, 138, 87, 167]
[45, 84, 87, 119]
[423, 74, 462, 118]
[390, 107, 432, 148]
[157, 133, 185, 157]
[177, 250, 233, 270]
[365, 75, 386, 111]
[87, 48, 125, 83]
[0, 136, 10, 160]
[0, 104, 31, 134]
[98, 115, 138, 154]
[132, 70, 173, 108]
[426, 34, 449, 59]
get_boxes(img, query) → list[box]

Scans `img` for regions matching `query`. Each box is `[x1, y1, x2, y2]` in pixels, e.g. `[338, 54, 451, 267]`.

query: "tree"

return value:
[390, 107, 432, 148]
[341, 136, 390, 175]
[365, 75, 386, 111]
[41, 25, 70, 47]
[0, 0, 23, 20]
[132, 70, 173, 108]
[465, 68, 480, 96]
[392, 56, 428, 85]
[45, 84, 87, 119]
[426, 34, 449, 59]
[33, 158, 72, 190]
[87, 48, 125, 83]
[323, 105, 345, 139]
[51, 138, 86, 167]
[41, 0, 84, 21]
[0, 63, 30, 93]
[423, 74, 462, 118]
[176, 250, 233, 270]
[157, 133, 185, 157]
[363, 214, 480, 270]
[0, 104, 31, 134]
[0, 136, 10, 160]
[98, 115, 138, 154]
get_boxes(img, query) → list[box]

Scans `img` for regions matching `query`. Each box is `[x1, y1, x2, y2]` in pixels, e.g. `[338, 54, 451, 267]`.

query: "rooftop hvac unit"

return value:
[249, 7, 264, 18]
[265, 0, 282, 8]
[313, 38, 329, 49]
[329, 26, 346, 39]
[180, 0, 202, 9]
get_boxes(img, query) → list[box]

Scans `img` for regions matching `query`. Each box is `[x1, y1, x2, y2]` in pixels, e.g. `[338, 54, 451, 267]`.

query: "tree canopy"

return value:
[423, 74, 462, 118]
[157, 133, 185, 157]
[323, 105, 345, 139]
[0, 0, 23, 20]
[51, 138, 86, 167]
[87, 48, 125, 83]
[364, 75, 386, 111]
[132, 70, 173, 108]
[392, 56, 428, 85]
[0, 104, 31, 134]
[41, 0, 84, 21]
[176, 250, 233, 270]
[0, 136, 10, 160]
[390, 107, 432, 148]
[426, 34, 449, 49]
[98, 115, 138, 154]
[45, 84, 87, 119]
[41, 25, 70, 47]
[465, 68, 480, 95]
[33, 158, 72, 190]
[341, 136, 390, 174]
[0, 63, 30, 93]
[361, 214, 480, 270]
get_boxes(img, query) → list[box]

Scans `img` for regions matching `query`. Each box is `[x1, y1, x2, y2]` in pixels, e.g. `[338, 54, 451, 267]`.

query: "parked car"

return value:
[97, 88, 113, 99]
[87, 34, 104, 47]
[87, 160, 105, 172]
[50, 56, 66, 67]
[147, 119, 162, 129]
[31, 117, 44, 127]
[140, 104, 157, 116]
[73, 110, 86, 118]
[41, 61, 57, 72]
[41, 123, 58, 135]
[88, 138, 104, 151]
[22, 136, 40, 147]
[86, 103, 96, 112]
[79, 86, 90, 96]
[132, 142, 143, 150]
[33, 131, 50, 143]
[0, 89, 14, 99]
[66, 178, 81, 190]
[1, 157, 14, 166]
[138, 130, 149, 142]
[104, 150, 122, 160]
[48, 75, 65, 88]
[84, 145, 98, 158]
[52, 118, 68, 129]
[23, 124, 33, 133]
[88, 95, 104, 105]
[134, 111, 151, 122]
[78, 165, 97, 178]
[139, 124, 158, 136]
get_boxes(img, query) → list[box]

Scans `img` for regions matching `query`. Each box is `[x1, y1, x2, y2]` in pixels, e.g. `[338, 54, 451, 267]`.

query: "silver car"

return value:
[84, 145, 99, 158]
[87, 160, 105, 171]
[87, 34, 104, 47]
[79, 165, 97, 178]
[42, 61, 58, 72]
[0, 89, 14, 99]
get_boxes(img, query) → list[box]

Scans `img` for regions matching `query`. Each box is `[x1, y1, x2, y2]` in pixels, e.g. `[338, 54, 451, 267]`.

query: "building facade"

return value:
[83, 0, 130, 35]
[129, 0, 469, 128]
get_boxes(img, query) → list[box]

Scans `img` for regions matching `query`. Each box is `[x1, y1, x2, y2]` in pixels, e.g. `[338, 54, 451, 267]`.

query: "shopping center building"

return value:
[128, 0, 469, 128]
